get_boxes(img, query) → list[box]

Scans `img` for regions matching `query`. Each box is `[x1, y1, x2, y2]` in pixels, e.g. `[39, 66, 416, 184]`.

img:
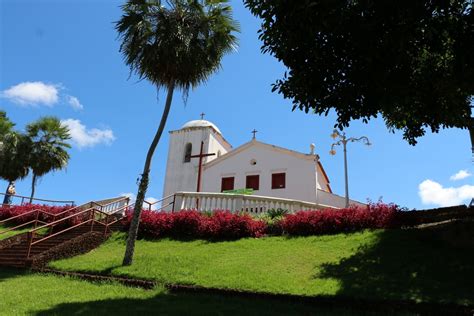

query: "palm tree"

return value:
[27, 117, 71, 203]
[0, 131, 31, 201]
[116, 0, 239, 265]
[0, 110, 15, 141]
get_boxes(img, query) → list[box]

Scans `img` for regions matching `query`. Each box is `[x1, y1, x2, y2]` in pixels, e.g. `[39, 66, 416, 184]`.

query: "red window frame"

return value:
[246, 175, 260, 190]
[221, 177, 235, 192]
[272, 173, 286, 189]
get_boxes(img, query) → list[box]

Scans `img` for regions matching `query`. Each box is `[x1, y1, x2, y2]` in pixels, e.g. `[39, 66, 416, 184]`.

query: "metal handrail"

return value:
[100, 202, 134, 235]
[25, 199, 131, 258]
[0, 202, 91, 242]
[26, 207, 98, 258]
[0, 202, 90, 225]
[0, 209, 41, 225]
[29, 207, 95, 233]
[4, 202, 94, 237]
[0, 208, 46, 235]
[0, 192, 75, 205]
[49, 202, 92, 218]
[0, 219, 47, 235]
[143, 194, 175, 211]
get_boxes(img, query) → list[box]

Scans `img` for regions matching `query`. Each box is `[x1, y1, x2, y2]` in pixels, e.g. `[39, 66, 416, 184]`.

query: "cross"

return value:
[251, 129, 258, 139]
[200, 112, 205, 120]
[190, 141, 216, 193]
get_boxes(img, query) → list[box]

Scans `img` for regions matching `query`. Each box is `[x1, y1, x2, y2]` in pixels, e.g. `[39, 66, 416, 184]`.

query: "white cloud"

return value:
[67, 95, 83, 110]
[450, 169, 472, 181]
[418, 179, 474, 207]
[119, 193, 160, 210]
[120, 192, 136, 201]
[1, 81, 59, 106]
[61, 119, 115, 149]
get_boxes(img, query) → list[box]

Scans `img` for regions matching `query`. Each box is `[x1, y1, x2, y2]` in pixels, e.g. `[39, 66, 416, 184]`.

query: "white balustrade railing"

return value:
[93, 197, 130, 214]
[173, 191, 336, 214]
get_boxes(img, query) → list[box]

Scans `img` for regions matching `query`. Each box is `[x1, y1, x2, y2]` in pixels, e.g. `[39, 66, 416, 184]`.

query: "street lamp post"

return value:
[330, 129, 371, 208]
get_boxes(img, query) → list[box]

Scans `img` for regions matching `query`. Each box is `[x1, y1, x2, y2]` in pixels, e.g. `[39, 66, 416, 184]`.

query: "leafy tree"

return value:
[244, 0, 474, 150]
[26, 117, 71, 203]
[0, 110, 15, 141]
[0, 131, 31, 196]
[116, 0, 238, 265]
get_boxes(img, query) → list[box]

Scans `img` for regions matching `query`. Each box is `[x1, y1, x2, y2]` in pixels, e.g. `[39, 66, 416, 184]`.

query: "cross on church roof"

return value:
[200, 112, 205, 120]
[252, 129, 258, 139]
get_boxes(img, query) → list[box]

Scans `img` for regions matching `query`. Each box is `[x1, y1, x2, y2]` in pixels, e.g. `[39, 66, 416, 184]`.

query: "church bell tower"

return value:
[162, 118, 231, 199]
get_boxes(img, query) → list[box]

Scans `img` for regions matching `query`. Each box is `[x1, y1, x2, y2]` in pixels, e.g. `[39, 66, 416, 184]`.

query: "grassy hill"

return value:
[50, 220, 474, 306]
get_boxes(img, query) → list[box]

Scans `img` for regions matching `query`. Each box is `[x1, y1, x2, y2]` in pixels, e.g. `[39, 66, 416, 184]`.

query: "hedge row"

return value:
[0, 204, 76, 228]
[279, 202, 400, 236]
[123, 210, 266, 240]
[3, 203, 470, 240]
[123, 202, 402, 240]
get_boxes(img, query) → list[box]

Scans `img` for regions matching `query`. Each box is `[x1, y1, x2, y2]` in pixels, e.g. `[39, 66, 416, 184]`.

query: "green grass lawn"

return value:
[50, 221, 474, 306]
[0, 268, 395, 315]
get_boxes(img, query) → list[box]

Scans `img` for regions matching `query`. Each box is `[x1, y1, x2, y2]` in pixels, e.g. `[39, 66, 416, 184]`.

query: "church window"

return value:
[272, 173, 286, 189]
[246, 175, 259, 191]
[184, 143, 192, 163]
[221, 177, 234, 192]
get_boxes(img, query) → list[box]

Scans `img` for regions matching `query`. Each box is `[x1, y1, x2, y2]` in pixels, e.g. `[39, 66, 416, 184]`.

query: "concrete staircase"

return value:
[0, 223, 123, 268]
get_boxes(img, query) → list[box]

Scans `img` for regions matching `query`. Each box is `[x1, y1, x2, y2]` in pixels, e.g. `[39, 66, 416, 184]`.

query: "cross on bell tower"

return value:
[200, 112, 205, 120]
[251, 129, 258, 139]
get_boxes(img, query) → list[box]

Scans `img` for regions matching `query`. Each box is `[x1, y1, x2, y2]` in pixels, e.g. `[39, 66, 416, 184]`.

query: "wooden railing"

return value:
[0, 193, 75, 206]
[173, 191, 335, 214]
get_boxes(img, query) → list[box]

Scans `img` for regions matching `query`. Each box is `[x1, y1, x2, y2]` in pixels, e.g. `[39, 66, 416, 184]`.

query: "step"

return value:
[0, 262, 25, 268]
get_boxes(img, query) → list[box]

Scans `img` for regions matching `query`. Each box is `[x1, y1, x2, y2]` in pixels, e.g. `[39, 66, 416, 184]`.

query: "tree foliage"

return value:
[0, 110, 15, 141]
[244, 0, 474, 145]
[117, 0, 239, 95]
[27, 116, 71, 201]
[0, 131, 31, 183]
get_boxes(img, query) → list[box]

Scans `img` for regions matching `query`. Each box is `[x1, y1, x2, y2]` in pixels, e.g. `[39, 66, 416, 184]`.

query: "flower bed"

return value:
[123, 203, 402, 240]
[124, 210, 266, 240]
[278, 202, 400, 236]
[0, 204, 76, 228]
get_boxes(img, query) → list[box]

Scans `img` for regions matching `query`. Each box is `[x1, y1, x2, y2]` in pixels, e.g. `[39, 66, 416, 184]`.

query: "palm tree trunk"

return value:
[30, 174, 37, 204]
[122, 83, 175, 266]
[469, 117, 474, 157]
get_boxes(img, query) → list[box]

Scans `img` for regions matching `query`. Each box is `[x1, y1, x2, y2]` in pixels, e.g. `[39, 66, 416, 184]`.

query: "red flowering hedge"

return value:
[0, 204, 77, 228]
[123, 203, 404, 240]
[279, 202, 401, 236]
[123, 210, 266, 240]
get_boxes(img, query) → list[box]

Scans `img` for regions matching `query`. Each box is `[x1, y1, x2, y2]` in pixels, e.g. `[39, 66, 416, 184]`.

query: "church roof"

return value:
[203, 139, 332, 192]
[181, 120, 222, 134]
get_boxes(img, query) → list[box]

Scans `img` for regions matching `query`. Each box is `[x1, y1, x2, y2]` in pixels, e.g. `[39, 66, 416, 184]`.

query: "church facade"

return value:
[163, 119, 362, 209]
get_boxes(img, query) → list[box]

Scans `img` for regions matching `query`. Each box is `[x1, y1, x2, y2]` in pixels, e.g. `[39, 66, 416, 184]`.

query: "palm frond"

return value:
[116, 0, 239, 92]
[27, 117, 71, 178]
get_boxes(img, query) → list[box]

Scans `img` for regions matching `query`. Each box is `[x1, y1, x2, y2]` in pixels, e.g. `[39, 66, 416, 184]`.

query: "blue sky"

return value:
[1, 0, 472, 209]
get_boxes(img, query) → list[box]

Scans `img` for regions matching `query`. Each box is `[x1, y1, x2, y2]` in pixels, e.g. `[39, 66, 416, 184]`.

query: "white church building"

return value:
[162, 119, 363, 212]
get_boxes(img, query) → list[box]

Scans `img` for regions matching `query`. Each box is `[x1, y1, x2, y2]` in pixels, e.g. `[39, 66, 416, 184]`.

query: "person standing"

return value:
[3, 182, 16, 205]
